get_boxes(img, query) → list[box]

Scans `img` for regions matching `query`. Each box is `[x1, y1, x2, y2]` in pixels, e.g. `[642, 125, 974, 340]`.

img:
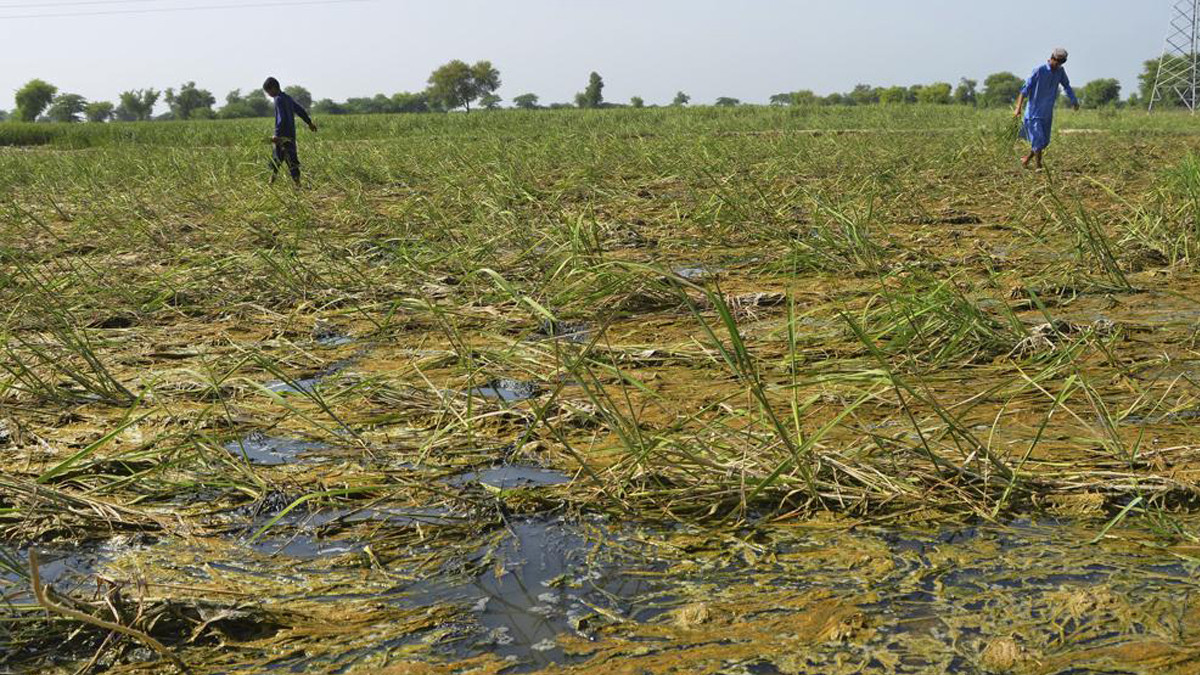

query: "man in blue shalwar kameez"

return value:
[1014, 48, 1079, 170]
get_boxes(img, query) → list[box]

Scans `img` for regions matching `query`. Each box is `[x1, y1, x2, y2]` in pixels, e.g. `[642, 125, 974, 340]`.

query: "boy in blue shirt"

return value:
[1014, 48, 1079, 170]
[263, 77, 318, 186]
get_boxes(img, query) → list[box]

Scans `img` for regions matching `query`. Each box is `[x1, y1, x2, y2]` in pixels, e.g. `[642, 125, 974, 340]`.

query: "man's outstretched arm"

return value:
[295, 103, 317, 132]
[1061, 72, 1080, 110]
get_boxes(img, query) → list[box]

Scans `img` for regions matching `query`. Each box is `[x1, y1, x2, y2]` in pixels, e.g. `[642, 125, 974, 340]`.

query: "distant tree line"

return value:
[766, 70, 1128, 110]
[0, 60, 501, 123]
[2, 56, 1191, 122]
[310, 60, 504, 116]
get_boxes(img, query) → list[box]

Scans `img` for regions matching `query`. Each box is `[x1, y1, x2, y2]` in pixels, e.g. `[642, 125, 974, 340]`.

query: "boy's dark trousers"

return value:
[270, 139, 301, 184]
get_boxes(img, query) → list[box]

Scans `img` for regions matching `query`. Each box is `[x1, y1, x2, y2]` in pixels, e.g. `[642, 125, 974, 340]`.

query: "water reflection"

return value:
[407, 516, 671, 670]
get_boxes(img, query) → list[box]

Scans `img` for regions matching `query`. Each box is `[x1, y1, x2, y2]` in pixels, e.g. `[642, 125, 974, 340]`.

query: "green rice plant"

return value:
[36, 406, 150, 485]
[0, 123, 59, 147]
[776, 187, 889, 274]
[1043, 188, 1134, 291]
[0, 325, 135, 407]
[840, 312, 1019, 509]
[245, 352, 364, 443]
[1165, 150, 1200, 212]
[610, 266, 889, 515]
[1076, 168, 1195, 269]
[851, 272, 1023, 367]
[0, 238, 139, 406]
[992, 114, 1024, 152]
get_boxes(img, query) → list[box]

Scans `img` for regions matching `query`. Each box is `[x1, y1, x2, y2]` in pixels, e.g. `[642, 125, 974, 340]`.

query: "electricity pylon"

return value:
[1151, 0, 1200, 112]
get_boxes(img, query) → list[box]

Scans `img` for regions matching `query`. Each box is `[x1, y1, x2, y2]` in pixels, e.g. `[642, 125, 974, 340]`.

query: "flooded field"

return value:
[1, 106, 1199, 673]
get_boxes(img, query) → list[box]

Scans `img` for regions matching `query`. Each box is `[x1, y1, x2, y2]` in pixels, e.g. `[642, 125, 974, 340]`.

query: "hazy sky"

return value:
[0, 0, 1170, 111]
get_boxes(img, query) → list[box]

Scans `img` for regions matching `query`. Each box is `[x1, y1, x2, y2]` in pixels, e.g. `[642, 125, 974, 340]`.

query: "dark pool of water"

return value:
[278, 506, 458, 530]
[0, 536, 156, 601]
[238, 502, 460, 561]
[265, 358, 356, 395]
[469, 379, 542, 402]
[249, 535, 364, 560]
[403, 516, 673, 671]
[223, 433, 331, 466]
[448, 465, 573, 490]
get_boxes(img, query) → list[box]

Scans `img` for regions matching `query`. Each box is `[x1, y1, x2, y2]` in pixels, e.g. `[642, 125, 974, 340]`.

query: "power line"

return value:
[0, 0, 373, 19]
[0, 1, 171, 9]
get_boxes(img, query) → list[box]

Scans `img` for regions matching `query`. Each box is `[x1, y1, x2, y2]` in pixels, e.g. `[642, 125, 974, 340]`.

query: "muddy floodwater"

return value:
[2, 108, 1200, 673]
[5, 514, 1198, 673]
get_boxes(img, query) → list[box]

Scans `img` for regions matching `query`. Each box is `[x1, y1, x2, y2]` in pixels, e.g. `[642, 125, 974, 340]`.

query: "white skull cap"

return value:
[1052, 48, 1069, 62]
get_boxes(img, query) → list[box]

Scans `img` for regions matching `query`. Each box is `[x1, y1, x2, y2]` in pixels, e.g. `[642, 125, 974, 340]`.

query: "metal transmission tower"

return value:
[1151, 0, 1200, 112]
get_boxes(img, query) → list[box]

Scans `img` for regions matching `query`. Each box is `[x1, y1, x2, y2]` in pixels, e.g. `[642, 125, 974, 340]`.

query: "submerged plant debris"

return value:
[2, 106, 1200, 673]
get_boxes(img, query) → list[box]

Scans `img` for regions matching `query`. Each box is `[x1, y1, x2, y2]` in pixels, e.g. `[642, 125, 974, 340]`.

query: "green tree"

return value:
[221, 88, 248, 117]
[769, 93, 792, 106]
[284, 85, 312, 109]
[246, 89, 272, 116]
[954, 78, 978, 106]
[351, 98, 370, 113]
[14, 79, 57, 122]
[344, 96, 383, 114]
[480, 93, 502, 110]
[220, 89, 272, 118]
[85, 101, 114, 122]
[981, 71, 1024, 108]
[426, 59, 501, 112]
[672, 91, 690, 106]
[790, 90, 818, 105]
[848, 84, 878, 106]
[391, 91, 429, 113]
[879, 86, 908, 104]
[46, 93, 87, 123]
[115, 89, 159, 121]
[823, 92, 848, 106]
[312, 98, 346, 115]
[373, 94, 396, 113]
[164, 82, 216, 120]
[630, 96, 645, 108]
[0, 110, 8, 122]
[513, 93, 539, 110]
[917, 82, 952, 104]
[1080, 78, 1121, 108]
[472, 61, 501, 100]
[576, 71, 605, 109]
[585, 72, 605, 107]
[714, 97, 740, 107]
